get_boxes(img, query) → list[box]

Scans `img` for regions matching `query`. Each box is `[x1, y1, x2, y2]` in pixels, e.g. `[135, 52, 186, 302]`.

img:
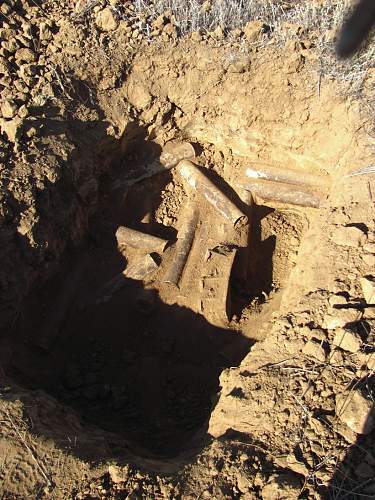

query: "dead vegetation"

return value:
[129, 0, 374, 103]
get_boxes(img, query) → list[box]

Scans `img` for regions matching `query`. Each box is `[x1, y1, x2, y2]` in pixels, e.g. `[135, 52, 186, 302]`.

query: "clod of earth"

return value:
[336, 391, 375, 435]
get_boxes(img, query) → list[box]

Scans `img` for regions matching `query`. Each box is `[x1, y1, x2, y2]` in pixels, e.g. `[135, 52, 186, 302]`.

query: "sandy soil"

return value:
[0, 0, 374, 498]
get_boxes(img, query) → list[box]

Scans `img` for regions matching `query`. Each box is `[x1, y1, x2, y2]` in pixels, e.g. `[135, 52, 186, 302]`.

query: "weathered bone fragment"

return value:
[242, 180, 323, 208]
[113, 140, 195, 189]
[163, 202, 199, 286]
[116, 226, 169, 254]
[178, 160, 248, 226]
[245, 164, 327, 187]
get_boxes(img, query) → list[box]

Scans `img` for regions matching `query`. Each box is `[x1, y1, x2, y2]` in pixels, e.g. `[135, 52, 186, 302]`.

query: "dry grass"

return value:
[132, 0, 374, 105]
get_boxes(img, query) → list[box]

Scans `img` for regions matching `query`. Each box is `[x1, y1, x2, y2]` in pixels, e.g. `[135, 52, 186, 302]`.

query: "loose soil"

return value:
[0, 0, 374, 499]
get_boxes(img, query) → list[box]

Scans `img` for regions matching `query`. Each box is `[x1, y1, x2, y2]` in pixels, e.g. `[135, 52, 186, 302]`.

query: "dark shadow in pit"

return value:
[1, 116, 252, 463]
[5, 259, 252, 461]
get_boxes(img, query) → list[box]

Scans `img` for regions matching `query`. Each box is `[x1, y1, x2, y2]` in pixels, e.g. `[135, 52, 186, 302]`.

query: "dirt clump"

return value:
[0, 0, 375, 498]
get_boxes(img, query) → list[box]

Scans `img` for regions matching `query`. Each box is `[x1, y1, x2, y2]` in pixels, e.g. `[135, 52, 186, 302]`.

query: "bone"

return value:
[113, 140, 195, 190]
[163, 202, 199, 287]
[116, 226, 169, 254]
[245, 164, 327, 188]
[241, 180, 324, 208]
[178, 160, 248, 227]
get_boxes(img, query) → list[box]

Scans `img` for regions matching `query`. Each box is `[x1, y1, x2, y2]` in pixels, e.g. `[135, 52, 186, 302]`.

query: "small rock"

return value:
[365, 354, 375, 371]
[302, 340, 326, 362]
[333, 328, 361, 353]
[26, 126, 37, 138]
[336, 391, 374, 434]
[335, 420, 357, 443]
[0, 3, 11, 15]
[262, 473, 302, 500]
[0, 117, 23, 142]
[363, 242, 375, 253]
[0, 56, 10, 75]
[329, 349, 344, 365]
[108, 465, 127, 484]
[153, 14, 167, 30]
[363, 253, 375, 267]
[244, 21, 265, 42]
[331, 226, 365, 247]
[95, 7, 119, 32]
[236, 473, 250, 493]
[1, 100, 17, 119]
[309, 328, 327, 342]
[191, 31, 202, 42]
[14, 79, 29, 93]
[162, 23, 177, 39]
[323, 308, 360, 329]
[15, 47, 36, 63]
[227, 56, 251, 73]
[211, 25, 225, 39]
[360, 276, 375, 304]
[200, 0, 212, 13]
[364, 307, 375, 320]
[0, 76, 11, 87]
[328, 294, 347, 307]
[39, 22, 52, 41]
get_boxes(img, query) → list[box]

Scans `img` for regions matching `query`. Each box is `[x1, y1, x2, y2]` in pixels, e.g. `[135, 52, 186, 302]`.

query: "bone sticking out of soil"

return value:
[113, 140, 196, 189]
[242, 179, 324, 208]
[116, 226, 169, 254]
[245, 164, 328, 187]
[163, 202, 199, 286]
[178, 160, 248, 226]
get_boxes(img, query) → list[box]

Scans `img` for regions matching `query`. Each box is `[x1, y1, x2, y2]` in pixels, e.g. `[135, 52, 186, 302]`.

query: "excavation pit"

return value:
[7, 147, 312, 460]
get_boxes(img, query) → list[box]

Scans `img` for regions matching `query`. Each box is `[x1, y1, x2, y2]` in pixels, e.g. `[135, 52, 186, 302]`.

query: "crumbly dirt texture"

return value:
[0, 0, 375, 498]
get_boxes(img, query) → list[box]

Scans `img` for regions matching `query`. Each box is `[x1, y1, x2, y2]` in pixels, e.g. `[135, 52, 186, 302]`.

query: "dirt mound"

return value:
[0, 0, 374, 498]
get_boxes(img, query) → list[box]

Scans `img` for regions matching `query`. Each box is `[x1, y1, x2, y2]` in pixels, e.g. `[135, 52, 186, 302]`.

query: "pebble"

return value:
[18, 105, 29, 118]
[363, 253, 375, 267]
[322, 308, 360, 329]
[365, 354, 375, 371]
[95, 7, 119, 32]
[0, 116, 23, 142]
[191, 31, 202, 42]
[1, 100, 17, 119]
[153, 14, 166, 30]
[302, 340, 326, 362]
[244, 20, 264, 42]
[108, 465, 127, 484]
[262, 474, 302, 500]
[328, 294, 347, 307]
[333, 328, 361, 353]
[363, 242, 375, 253]
[0, 56, 10, 74]
[15, 47, 36, 63]
[360, 276, 375, 304]
[336, 391, 374, 434]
